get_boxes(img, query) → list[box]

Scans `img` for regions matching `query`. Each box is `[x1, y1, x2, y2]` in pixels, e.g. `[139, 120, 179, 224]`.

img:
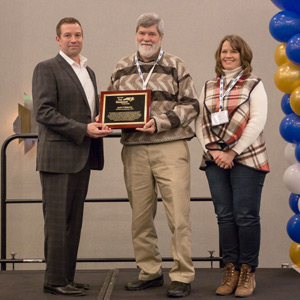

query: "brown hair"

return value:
[56, 17, 83, 38]
[215, 34, 253, 77]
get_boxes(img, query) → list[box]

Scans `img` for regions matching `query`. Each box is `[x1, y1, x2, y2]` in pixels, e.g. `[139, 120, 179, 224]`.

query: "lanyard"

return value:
[219, 71, 243, 110]
[135, 48, 164, 90]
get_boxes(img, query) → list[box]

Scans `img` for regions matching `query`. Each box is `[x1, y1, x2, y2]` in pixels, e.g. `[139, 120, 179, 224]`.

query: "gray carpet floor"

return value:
[0, 268, 299, 299]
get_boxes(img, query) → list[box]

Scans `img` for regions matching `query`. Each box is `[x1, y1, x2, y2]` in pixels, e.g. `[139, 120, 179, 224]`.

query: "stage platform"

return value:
[0, 268, 298, 299]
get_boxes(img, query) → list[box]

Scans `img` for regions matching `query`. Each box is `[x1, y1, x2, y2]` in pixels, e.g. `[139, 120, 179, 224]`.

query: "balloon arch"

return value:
[269, 0, 300, 268]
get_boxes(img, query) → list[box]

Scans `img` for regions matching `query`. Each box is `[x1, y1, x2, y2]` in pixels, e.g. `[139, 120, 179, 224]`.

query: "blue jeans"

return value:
[205, 162, 266, 270]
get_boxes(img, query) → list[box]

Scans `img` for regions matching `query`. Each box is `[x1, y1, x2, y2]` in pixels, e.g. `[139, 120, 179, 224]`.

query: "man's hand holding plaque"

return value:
[136, 118, 156, 134]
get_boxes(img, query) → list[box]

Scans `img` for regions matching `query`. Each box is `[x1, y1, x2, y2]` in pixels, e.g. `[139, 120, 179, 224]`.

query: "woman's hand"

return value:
[209, 149, 237, 169]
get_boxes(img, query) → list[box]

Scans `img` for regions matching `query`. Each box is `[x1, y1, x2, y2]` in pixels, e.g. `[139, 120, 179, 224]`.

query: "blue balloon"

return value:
[281, 94, 293, 115]
[269, 10, 300, 42]
[287, 214, 300, 243]
[272, 0, 300, 15]
[295, 142, 300, 163]
[289, 193, 300, 214]
[279, 113, 300, 143]
[286, 33, 300, 65]
[271, 0, 284, 10]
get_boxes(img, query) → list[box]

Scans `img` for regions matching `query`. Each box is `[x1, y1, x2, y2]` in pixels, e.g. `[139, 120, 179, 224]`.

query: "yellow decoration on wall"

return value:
[13, 93, 38, 153]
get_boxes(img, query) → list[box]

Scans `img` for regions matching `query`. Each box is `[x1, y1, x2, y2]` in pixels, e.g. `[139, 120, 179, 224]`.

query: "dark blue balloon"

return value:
[295, 142, 300, 163]
[272, 0, 300, 15]
[289, 193, 300, 214]
[279, 113, 300, 143]
[269, 10, 300, 42]
[287, 214, 300, 243]
[281, 94, 293, 115]
[286, 33, 300, 65]
[271, 0, 284, 10]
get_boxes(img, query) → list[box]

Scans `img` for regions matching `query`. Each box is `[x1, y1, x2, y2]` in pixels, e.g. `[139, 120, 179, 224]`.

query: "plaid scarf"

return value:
[202, 73, 270, 171]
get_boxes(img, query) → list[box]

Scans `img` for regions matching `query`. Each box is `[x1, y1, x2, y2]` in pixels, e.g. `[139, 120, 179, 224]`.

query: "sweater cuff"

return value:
[152, 115, 171, 133]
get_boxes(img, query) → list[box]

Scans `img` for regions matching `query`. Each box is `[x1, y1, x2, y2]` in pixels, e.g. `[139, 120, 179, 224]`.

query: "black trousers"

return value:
[40, 165, 90, 286]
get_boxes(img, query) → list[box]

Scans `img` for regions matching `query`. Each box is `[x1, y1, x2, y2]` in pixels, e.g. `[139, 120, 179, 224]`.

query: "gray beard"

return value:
[137, 43, 160, 59]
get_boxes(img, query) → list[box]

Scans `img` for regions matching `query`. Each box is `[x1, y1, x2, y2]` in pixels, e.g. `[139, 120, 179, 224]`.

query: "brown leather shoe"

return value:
[216, 263, 239, 295]
[235, 264, 256, 297]
[44, 284, 86, 296]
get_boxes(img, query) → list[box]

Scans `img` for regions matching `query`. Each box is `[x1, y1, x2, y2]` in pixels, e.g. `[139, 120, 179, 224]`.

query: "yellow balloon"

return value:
[290, 86, 300, 115]
[274, 62, 300, 94]
[289, 242, 300, 267]
[274, 43, 289, 66]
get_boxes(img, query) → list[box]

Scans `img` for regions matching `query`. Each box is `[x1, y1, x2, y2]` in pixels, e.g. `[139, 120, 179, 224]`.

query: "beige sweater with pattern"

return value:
[107, 51, 199, 145]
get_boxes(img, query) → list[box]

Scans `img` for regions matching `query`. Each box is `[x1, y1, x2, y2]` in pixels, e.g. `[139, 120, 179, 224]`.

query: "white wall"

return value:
[0, 0, 292, 270]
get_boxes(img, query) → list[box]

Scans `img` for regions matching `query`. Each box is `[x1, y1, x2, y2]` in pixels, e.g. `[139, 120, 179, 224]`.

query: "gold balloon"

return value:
[274, 43, 289, 66]
[289, 242, 300, 267]
[290, 86, 300, 115]
[274, 62, 300, 94]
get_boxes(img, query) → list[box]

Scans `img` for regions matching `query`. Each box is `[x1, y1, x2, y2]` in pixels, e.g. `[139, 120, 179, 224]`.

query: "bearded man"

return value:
[107, 12, 199, 298]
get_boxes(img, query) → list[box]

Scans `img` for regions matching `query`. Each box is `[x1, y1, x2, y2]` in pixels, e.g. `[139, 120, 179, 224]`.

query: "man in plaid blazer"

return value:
[32, 17, 112, 296]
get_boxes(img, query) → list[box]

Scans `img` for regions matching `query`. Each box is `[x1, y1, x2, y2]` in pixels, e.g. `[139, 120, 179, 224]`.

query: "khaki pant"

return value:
[121, 140, 195, 283]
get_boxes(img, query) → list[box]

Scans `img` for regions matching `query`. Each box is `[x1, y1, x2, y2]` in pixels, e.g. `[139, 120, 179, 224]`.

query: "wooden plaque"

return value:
[99, 90, 151, 129]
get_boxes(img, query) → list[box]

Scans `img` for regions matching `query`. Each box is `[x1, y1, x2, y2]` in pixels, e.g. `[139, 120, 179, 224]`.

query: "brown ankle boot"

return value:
[215, 263, 239, 295]
[235, 264, 256, 297]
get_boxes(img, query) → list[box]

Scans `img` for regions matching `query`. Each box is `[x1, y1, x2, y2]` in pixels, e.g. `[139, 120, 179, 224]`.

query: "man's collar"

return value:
[59, 50, 87, 67]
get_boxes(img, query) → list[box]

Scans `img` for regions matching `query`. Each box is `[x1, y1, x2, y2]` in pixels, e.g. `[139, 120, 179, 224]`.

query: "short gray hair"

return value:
[136, 13, 164, 36]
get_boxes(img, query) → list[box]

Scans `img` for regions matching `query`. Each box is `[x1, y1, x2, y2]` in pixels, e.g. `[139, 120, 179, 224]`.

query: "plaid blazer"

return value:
[32, 54, 104, 173]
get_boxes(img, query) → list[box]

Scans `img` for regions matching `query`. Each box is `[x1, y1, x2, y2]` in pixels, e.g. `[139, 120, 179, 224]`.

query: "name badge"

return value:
[211, 110, 229, 126]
